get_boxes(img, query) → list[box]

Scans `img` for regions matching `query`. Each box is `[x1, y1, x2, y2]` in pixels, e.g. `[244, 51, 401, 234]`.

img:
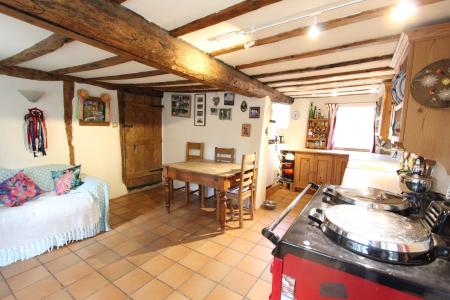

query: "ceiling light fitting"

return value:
[208, 0, 366, 43]
[308, 16, 321, 39]
[391, 0, 417, 22]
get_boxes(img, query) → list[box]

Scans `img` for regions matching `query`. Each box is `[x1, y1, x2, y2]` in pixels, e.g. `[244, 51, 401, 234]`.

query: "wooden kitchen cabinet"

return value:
[391, 22, 450, 173]
[293, 152, 349, 189]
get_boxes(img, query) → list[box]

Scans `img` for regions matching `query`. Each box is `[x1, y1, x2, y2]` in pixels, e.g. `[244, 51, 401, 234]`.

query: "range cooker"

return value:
[262, 184, 450, 300]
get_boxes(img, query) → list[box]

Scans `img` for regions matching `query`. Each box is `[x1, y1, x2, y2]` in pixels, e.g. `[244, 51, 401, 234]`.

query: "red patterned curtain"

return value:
[327, 104, 339, 150]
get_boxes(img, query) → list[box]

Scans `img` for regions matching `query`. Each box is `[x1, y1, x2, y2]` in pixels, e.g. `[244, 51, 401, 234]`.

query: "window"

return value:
[333, 105, 375, 151]
[272, 103, 290, 129]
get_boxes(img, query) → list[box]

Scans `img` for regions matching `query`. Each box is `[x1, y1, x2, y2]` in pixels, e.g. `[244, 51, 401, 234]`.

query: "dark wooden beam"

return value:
[253, 55, 393, 79]
[154, 85, 217, 92]
[63, 80, 75, 165]
[0, 0, 292, 103]
[163, 88, 223, 93]
[52, 56, 130, 75]
[131, 80, 194, 87]
[238, 36, 398, 70]
[210, 0, 442, 56]
[90, 70, 168, 81]
[275, 75, 393, 89]
[0, 33, 72, 66]
[266, 67, 394, 85]
[169, 0, 282, 37]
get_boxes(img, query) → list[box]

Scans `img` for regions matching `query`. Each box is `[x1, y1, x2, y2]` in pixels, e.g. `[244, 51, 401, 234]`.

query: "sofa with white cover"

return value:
[0, 165, 110, 266]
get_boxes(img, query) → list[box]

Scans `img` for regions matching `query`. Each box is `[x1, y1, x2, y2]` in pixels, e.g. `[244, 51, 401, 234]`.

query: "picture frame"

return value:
[241, 124, 251, 137]
[171, 94, 191, 118]
[212, 96, 220, 107]
[78, 89, 110, 126]
[249, 106, 260, 118]
[194, 94, 206, 126]
[224, 92, 235, 106]
[219, 108, 232, 120]
[210, 107, 218, 115]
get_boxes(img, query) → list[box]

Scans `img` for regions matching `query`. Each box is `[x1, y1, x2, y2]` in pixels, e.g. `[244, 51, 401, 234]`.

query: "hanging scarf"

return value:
[24, 108, 47, 157]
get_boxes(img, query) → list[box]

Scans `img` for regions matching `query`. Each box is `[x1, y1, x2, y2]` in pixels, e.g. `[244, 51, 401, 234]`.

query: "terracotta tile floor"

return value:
[0, 187, 310, 300]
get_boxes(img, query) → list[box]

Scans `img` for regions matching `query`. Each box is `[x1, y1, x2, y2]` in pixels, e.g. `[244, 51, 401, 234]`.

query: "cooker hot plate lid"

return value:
[334, 187, 409, 211]
[322, 205, 432, 253]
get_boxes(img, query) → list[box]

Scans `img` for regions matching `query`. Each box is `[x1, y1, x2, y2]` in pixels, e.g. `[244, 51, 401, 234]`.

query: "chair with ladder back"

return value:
[184, 142, 204, 204]
[226, 153, 257, 228]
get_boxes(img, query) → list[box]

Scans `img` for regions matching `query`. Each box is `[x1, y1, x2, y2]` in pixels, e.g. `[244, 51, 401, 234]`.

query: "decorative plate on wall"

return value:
[411, 59, 450, 108]
[240, 100, 248, 112]
[391, 70, 406, 105]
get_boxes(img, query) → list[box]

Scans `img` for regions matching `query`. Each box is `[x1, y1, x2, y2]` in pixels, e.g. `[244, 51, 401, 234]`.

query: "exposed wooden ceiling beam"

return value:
[275, 75, 392, 90]
[166, 89, 223, 94]
[154, 85, 218, 92]
[292, 90, 374, 98]
[0, 0, 292, 103]
[238, 36, 398, 70]
[210, 0, 442, 56]
[131, 80, 194, 87]
[52, 56, 130, 75]
[169, 0, 281, 37]
[0, 65, 163, 97]
[0, 33, 72, 66]
[90, 70, 168, 81]
[254, 55, 392, 79]
[266, 67, 393, 85]
[287, 84, 379, 94]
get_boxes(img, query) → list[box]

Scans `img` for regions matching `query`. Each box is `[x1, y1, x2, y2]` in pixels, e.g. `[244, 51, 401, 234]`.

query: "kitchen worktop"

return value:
[273, 187, 450, 299]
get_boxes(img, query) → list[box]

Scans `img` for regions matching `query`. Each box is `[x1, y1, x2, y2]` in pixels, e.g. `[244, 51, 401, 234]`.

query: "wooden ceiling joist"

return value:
[90, 70, 168, 81]
[153, 84, 217, 92]
[238, 35, 399, 70]
[132, 80, 194, 87]
[292, 90, 374, 98]
[210, 0, 442, 56]
[275, 75, 392, 90]
[280, 83, 381, 93]
[266, 66, 393, 85]
[169, 0, 282, 37]
[0, 0, 292, 103]
[0, 33, 72, 66]
[253, 55, 392, 79]
[52, 56, 130, 75]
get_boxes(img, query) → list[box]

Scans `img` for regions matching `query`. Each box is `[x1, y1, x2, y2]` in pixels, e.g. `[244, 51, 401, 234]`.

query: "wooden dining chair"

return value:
[201, 147, 235, 210]
[226, 153, 257, 228]
[185, 142, 204, 204]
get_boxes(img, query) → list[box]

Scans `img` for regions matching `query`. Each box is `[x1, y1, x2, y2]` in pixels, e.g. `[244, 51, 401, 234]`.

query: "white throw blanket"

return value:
[0, 190, 100, 266]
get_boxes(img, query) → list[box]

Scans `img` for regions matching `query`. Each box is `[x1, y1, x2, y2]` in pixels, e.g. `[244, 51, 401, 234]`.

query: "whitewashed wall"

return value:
[0, 76, 127, 198]
[162, 92, 270, 207]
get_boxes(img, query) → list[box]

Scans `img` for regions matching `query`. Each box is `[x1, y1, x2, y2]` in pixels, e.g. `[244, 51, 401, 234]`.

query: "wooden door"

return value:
[294, 153, 316, 189]
[333, 156, 349, 185]
[315, 155, 334, 185]
[119, 91, 162, 188]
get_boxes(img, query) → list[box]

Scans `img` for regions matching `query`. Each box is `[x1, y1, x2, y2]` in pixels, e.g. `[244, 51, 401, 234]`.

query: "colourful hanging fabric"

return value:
[24, 108, 47, 157]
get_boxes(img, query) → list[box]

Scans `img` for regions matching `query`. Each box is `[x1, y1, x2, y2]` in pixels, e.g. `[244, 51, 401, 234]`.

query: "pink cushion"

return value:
[0, 171, 42, 207]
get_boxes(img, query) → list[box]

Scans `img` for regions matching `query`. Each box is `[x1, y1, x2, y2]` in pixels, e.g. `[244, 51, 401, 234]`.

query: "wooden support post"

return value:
[63, 80, 75, 165]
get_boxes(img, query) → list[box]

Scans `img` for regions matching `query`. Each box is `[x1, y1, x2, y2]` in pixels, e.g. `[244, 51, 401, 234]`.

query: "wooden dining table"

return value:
[162, 160, 246, 229]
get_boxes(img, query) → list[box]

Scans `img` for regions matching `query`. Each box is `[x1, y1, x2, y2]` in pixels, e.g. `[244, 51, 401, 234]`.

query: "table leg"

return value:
[165, 178, 173, 213]
[218, 190, 226, 230]
[185, 182, 190, 204]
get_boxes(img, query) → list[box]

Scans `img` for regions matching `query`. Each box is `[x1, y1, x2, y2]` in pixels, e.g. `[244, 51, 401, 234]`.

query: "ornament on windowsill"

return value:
[24, 107, 47, 157]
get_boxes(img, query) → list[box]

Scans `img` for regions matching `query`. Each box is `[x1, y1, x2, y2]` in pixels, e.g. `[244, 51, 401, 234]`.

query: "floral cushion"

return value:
[51, 165, 83, 195]
[0, 171, 43, 207]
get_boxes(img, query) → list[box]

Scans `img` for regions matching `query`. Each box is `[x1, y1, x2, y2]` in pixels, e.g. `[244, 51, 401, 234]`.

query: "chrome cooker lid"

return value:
[334, 187, 410, 211]
[322, 205, 432, 254]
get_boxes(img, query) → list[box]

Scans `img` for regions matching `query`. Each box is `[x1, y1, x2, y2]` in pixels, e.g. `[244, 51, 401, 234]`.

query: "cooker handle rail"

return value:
[262, 182, 319, 245]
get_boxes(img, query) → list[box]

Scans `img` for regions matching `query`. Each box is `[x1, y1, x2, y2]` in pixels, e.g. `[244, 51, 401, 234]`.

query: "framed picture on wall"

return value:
[194, 94, 206, 126]
[241, 124, 251, 137]
[219, 108, 232, 120]
[249, 106, 260, 118]
[171, 94, 191, 118]
[78, 89, 111, 126]
[224, 92, 235, 106]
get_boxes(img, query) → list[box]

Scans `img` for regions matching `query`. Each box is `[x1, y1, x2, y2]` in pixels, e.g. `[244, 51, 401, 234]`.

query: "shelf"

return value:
[309, 118, 328, 122]
[307, 137, 326, 141]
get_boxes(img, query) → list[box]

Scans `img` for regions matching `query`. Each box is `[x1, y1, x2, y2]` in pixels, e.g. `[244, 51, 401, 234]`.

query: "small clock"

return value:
[291, 110, 300, 120]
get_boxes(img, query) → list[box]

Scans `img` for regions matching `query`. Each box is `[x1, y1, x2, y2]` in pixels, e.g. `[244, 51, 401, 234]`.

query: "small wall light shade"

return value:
[18, 89, 45, 103]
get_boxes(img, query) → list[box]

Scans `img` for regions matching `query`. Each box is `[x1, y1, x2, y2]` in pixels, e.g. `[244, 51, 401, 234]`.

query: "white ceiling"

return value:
[1, 0, 450, 98]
